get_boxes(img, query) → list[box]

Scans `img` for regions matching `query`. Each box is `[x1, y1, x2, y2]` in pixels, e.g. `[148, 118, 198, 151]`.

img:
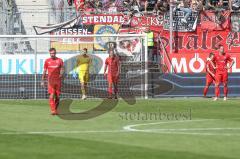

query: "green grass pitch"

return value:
[0, 98, 240, 159]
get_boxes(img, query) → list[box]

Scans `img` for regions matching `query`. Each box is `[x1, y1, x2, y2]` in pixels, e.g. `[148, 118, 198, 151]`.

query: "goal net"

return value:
[0, 34, 148, 99]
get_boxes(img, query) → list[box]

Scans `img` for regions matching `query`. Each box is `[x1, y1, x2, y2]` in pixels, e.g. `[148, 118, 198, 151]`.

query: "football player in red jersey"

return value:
[212, 45, 234, 101]
[203, 53, 215, 97]
[41, 48, 64, 115]
[104, 50, 120, 99]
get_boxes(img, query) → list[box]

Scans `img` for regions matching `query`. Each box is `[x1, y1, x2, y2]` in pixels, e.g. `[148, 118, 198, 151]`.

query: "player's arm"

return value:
[104, 59, 108, 78]
[209, 60, 216, 70]
[226, 56, 234, 69]
[209, 56, 217, 69]
[117, 57, 120, 77]
[41, 61, 47, 87]
[59, 60, 64, 79]
[206, 63, 215, 77]
[89, 56, 92, 65]
[74, 56, 79, 71]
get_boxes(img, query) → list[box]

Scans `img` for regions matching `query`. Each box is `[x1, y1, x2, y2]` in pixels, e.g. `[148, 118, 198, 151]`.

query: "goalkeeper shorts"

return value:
[79, 71, 89, 83]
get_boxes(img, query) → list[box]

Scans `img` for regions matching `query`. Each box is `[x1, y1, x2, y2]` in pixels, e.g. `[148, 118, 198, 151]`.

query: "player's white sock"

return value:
[213, 97, 218, 101]
[223, 97, 227, 101]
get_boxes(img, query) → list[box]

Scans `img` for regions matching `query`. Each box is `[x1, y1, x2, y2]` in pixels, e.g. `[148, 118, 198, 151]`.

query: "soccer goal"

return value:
[0, 34, 149, 99]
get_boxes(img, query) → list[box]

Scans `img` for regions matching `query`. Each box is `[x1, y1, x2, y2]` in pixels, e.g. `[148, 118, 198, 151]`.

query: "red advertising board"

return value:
[154, 27, 240, 54]
[155, 27, 240, 73]
[165, 53, 240, 73]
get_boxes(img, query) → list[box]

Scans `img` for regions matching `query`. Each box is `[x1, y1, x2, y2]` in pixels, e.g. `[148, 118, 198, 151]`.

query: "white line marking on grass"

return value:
[123, 119, 240, 136]
[123, 119, 216, 131]
[0, 130, 129, 135]
[147, 128, 240, 131]
[144, 131, 240, 136]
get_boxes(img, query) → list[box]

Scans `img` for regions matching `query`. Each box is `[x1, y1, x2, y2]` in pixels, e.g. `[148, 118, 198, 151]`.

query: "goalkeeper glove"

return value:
[72, 71, 78, 79]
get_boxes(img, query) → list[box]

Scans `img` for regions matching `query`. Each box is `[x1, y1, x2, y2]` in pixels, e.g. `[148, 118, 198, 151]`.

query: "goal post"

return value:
[0, 34, 148, 99]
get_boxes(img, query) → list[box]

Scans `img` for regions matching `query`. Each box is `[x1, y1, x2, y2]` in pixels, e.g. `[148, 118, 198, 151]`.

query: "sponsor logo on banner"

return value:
[82, 14, 125, 24]
[94, 24, 120, 50]
[200, 11, 230, 31]
[0, 54, 108, 74]
[166, 53, 240, 73]
[163, 10, 198, 32]
[50, 25, 94, 51]
[80, 14, 163, 26]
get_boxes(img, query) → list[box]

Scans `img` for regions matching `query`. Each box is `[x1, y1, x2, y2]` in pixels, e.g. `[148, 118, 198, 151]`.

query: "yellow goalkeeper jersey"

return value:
[76, 55, 91, 71]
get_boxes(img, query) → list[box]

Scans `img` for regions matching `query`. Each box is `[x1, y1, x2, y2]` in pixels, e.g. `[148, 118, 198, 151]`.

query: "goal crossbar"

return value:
[0, 34, 147, 38]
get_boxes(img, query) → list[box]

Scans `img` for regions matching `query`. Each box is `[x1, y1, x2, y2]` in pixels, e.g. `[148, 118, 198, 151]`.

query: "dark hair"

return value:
[209, 52, 214, 57]
[83, 48, 87, 51]
[49, 48, 56, 52]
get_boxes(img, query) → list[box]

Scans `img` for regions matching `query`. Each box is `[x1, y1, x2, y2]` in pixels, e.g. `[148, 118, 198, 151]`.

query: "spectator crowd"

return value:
[69, 0, 239, 16]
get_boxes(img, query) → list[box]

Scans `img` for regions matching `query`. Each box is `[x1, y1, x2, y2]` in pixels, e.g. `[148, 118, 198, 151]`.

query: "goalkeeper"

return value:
[74, 48, 92, 100]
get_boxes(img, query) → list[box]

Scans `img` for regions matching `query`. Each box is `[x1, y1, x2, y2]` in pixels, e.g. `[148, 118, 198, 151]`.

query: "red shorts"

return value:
[108, 75, 119, 84]
[215, 72, 228, 84]
[48, 79, 61, 95]
[206, 74, 214, 85]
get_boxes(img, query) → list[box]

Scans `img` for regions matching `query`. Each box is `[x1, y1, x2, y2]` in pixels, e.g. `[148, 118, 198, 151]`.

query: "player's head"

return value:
[109, 50, 115, 57]
[49, 48, 56, 59]
[83, 48, 87, 55]
[209, 52, 214, 60]
[218, 45, 224, 54]
[109, 42, 115, 49]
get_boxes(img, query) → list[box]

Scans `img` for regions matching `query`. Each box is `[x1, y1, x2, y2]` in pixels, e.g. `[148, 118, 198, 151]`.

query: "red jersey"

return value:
[44, 57, 64, 80]
[213, 53, 233, 73]
[206, 60, 215, 75]
[105, 56, 120, 75]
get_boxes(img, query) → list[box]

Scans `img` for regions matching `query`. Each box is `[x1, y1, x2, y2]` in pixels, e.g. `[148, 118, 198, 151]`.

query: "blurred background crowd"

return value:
[67, 0, 239, 15]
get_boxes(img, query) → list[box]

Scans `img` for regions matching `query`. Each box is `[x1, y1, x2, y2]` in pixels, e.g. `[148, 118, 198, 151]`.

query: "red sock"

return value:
[108, 86, 112, 96]
[215, 85, 220, 97]
[49, 97, 56, 113]
[224, 85, 228, 97]
[203, 86, 209, 96]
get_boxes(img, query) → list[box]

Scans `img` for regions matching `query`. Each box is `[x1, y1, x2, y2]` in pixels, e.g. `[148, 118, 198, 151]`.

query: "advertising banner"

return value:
[166, 53, 240, 73]
[0, 54, 108, 74]
[50, 25, 94, 52]
[158, 27, 240, 54]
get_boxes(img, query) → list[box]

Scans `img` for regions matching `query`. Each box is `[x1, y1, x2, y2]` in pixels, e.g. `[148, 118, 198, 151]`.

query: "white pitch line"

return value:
[123, 119, 217, 131]
[146, 128, 240, 131]
[141, 130, 240, 136]
[123, 119, 240, 136]
[0, 130, 129, 135]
